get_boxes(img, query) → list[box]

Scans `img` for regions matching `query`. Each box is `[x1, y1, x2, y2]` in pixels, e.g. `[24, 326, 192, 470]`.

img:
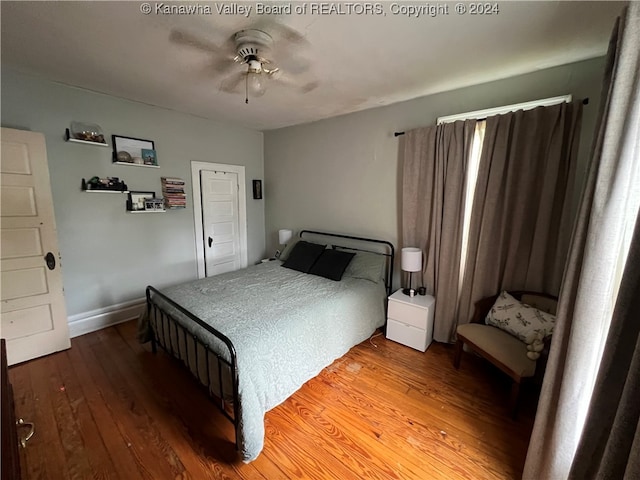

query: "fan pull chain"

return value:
[245, 73, 249, 104]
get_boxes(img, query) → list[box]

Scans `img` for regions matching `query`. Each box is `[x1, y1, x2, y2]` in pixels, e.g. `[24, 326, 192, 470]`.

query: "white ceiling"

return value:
[1, 1, 624, 131]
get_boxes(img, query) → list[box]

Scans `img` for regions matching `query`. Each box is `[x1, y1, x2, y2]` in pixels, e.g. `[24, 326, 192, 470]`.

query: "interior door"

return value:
[0, 128, 70, 365]
[201, 170, 241, 276]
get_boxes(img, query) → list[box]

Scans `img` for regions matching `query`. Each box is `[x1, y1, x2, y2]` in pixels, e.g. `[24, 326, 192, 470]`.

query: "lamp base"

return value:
[402, 288, 416, 297]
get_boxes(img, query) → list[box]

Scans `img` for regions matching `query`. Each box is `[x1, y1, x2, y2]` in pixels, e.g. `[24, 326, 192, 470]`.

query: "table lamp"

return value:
[401, 247, 422, 296]
[275, 229, 293, 258]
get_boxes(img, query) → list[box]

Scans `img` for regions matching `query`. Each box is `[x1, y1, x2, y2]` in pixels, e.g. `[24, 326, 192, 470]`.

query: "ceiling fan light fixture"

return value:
[177, 26, 315, 103]
[247, 58, 262, 74]
[245, 67, 266, 104]
[247, 71, 265, 96]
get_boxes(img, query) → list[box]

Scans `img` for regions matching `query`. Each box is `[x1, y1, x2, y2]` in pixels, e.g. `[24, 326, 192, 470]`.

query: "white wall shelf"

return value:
[81, 178, 128, 192]
[113, 161, 160, 169]
[84, 190, 129, 194]
[127, 210, 165, 214]
[65, 128, 109, 147]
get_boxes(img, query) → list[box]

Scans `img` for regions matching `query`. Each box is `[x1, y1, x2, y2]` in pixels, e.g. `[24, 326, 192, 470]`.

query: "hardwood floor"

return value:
[9, 320, 537, 479]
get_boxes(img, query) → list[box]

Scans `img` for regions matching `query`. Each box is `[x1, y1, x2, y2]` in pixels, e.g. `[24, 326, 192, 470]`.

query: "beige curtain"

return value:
[456, 101, 583, 326]
[524, 4, 640, 478]
[569, 214, 640, 479]
[402, 120, 476, 342]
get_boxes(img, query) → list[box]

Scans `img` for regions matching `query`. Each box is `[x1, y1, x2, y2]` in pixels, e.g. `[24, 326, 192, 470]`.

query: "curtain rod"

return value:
[394, 97, 589, 137]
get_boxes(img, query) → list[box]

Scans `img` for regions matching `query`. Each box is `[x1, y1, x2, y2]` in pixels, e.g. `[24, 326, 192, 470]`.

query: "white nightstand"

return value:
[386, 289, 435, 352]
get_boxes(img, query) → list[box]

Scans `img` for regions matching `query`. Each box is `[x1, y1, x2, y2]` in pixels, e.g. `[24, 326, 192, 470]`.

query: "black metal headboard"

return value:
[299, 230, 395, 296]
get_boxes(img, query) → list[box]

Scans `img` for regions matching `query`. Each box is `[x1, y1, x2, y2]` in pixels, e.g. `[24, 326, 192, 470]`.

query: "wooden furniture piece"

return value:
[2, 338, 21, 480]
[386, 290, 435, 352]
[453, 291, 558, 416]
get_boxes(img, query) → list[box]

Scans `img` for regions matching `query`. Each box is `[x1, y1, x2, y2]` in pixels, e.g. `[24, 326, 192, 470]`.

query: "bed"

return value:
[138, 230, 394, 462]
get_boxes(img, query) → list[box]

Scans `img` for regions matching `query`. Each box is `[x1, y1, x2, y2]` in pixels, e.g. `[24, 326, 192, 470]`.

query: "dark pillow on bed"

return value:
[308, 249, 356, 281]
[282, 241, 326, 273]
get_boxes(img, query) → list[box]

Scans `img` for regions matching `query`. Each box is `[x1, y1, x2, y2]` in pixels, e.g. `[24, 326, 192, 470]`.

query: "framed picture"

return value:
[127, 191, 155, 211]
[112, 135, 157, 166]
[144, 198, 165, 211]
[141, 148, 157, 166]
[252, 180, 262, 199]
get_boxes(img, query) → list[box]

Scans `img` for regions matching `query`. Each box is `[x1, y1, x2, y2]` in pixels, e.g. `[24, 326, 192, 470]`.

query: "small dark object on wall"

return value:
[253, 180, 262, 199]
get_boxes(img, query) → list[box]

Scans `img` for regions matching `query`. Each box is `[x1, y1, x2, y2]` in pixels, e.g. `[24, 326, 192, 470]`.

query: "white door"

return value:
[201, 170, 241, 276]
[0, 128, 70, 365]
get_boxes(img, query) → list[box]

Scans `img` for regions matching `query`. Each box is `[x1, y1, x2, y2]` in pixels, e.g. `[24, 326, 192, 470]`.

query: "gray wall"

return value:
[0, 57, 606, 316]
[1, 68, 264, 316]
[264, 58, 606, 268]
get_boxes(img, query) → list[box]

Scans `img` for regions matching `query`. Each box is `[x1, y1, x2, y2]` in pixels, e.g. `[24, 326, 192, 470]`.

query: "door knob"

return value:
[16, 418, 35, 448]
[208, 237, 213, 248]
[45, 252, 56, 270]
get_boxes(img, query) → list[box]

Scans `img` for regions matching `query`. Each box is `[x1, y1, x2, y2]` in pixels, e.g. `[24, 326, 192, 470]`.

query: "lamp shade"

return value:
[278, 229, 293, 245]
[401, 247, 422, 272]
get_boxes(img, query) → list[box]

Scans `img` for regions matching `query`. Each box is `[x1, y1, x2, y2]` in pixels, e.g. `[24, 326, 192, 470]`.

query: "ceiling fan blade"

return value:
[299, 80, 319, 94]
[247, 20, 309, 60]
[169, 29, 223, 55]
[263, 24, 311, 76]
[269, 72, 319, 94]
[265, 21, 309, 47]
[220, 72, 246, 93]
[217, 32, 240, 56]
[207, 55, 241, 77]
[273, 54, 311, 75]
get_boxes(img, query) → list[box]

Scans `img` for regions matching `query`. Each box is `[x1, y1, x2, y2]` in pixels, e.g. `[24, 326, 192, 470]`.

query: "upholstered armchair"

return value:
[453, 291, 558, 416]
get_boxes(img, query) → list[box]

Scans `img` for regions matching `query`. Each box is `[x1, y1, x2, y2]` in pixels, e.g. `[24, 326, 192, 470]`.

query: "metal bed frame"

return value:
[145, 230, 395, 451]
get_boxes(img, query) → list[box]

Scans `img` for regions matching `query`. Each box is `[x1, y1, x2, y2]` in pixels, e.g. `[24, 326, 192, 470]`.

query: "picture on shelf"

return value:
[127, 191, 155, 211]
[144, 198, 165, 211]
[141, 148, 158, 166]
[112, 135, 157, 166]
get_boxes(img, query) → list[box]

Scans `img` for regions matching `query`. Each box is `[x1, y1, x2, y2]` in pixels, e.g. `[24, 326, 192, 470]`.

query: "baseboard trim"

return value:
[68, 298, 145, 338]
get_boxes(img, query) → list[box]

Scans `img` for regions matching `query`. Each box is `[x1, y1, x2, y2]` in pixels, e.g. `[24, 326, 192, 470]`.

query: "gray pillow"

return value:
[279, 238, 300, 261]
[342, 251, 386, 283]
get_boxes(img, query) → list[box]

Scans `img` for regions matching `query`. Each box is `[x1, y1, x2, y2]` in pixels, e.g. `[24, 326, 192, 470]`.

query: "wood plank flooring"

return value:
[9, 321, 538, 479]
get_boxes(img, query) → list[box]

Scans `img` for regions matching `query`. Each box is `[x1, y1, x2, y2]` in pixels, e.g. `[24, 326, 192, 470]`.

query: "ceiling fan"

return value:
[170, 24, 318, 104]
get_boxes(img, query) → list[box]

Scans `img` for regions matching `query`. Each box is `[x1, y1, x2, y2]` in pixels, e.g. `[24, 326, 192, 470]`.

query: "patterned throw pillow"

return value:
[485, 291, 556, 344]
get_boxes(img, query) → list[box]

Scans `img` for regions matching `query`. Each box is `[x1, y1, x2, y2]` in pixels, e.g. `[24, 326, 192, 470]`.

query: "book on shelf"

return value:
[161, 177, 185, 185]
[161, 176, 187, 209]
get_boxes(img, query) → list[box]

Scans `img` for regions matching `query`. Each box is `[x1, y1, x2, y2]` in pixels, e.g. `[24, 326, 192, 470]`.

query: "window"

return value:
[436, 95, 572, 304]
